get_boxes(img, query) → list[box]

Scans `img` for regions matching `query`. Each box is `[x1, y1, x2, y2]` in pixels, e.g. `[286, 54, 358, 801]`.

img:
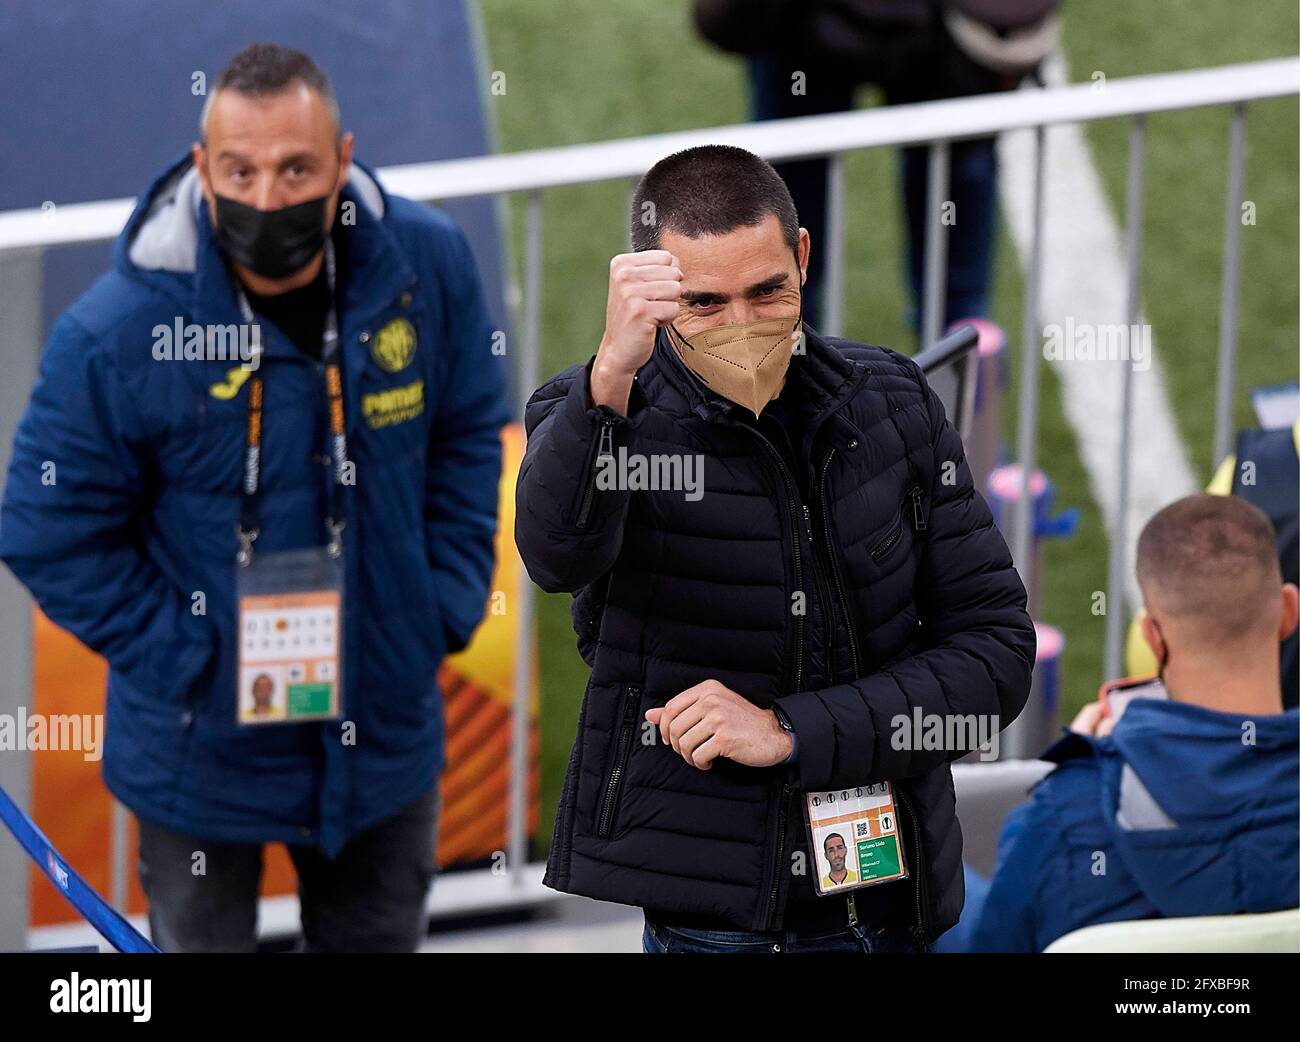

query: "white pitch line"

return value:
[998, 52, 1198, 611]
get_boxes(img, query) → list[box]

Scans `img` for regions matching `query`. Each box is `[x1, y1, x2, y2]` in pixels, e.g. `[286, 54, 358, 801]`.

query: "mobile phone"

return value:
[1098, 675, 1166, 723]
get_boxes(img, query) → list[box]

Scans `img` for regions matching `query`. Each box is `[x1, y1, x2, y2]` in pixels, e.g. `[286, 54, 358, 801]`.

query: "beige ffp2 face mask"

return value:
[666, 313, 803, 418]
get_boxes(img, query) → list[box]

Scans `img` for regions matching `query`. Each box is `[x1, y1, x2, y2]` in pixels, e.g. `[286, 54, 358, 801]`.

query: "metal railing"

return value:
[0, 57, 1296, 948]
[914, 323, 980, 436]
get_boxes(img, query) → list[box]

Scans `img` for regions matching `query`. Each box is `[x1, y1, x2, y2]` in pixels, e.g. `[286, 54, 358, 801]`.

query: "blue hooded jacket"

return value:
[971, 697, 1300, 952]
[0, 156, 508, 856]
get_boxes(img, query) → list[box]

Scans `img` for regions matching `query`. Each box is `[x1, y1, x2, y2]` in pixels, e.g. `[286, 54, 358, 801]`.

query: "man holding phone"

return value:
[970, 494, 1300, 952]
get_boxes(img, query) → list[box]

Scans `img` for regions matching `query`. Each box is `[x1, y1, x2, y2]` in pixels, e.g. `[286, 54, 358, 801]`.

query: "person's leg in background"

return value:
[885, 33, 1010, 341]
[943, 136, 999, 324]
[136, 819, 264, 952]
[896, 135, 999, 335]
[748, 54, 857, 331]
[287, 784, 440, 953]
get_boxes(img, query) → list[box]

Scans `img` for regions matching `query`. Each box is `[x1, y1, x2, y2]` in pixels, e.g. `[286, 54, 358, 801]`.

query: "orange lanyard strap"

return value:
[236, 243, 346, 566]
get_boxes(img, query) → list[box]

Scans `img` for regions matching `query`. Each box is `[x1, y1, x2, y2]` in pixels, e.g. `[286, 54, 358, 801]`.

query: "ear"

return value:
[336, 132, 355, 192]
[796, 227, 810, 285]
[1279, 582, 1299, 642]
[1139, 611, 1165, 665]
[192, 143, 216, 219]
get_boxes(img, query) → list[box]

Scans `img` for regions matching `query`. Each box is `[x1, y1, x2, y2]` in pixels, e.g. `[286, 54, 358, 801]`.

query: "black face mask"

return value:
[213, 193, 331, 280]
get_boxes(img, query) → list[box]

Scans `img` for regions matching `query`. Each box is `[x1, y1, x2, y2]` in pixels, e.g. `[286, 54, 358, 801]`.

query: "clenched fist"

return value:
[590, 251, 683, 415]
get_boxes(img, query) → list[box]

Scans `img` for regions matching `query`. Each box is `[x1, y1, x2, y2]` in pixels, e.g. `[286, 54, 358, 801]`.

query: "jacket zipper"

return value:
[895, 784, 932, 950]
[576, 418, 615, 530]
[908, 483, 927, 532]
[596, 683, 642, 838]
[736, 423, 807, 929]
[816, 448, 862, 677]
[740, 425, 805, 693]
[869, 515, 903, 562]
[766, 782, 793, 927]
[803, 503, 838, 675]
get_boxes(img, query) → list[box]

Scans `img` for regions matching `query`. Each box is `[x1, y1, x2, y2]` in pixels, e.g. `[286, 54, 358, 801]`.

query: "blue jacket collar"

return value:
[118, 155, 416, 359]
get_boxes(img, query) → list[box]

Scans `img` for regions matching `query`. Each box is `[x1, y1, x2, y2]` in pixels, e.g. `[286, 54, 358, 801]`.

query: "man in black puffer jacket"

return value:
[516, 145, 1034, 954]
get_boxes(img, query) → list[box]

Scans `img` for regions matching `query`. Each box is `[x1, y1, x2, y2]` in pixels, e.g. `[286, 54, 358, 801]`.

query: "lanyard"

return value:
[234, 242, 347, 566]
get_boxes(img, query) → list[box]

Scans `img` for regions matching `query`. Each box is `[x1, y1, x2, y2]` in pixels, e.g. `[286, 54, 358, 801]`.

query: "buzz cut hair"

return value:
[1136, 493, 1281, 643]
[630, 145, 799, 253]
[200, 43, 339, 139]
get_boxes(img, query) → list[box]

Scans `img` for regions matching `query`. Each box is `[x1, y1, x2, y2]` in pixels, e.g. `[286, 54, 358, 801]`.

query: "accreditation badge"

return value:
[805, 782, 909, 897]
[236, 546, 343, 726]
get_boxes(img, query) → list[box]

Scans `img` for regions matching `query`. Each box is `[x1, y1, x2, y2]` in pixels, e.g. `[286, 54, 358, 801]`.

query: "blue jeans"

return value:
[643, 916, 919, 954]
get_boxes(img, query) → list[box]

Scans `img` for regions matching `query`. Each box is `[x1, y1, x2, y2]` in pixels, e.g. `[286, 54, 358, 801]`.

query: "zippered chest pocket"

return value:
[870, 484, 928, 563]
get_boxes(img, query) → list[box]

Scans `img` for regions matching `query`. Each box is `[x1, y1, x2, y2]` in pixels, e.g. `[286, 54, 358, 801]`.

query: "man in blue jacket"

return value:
[970, 494, 1299, 952]
[0, 44, 507, 951]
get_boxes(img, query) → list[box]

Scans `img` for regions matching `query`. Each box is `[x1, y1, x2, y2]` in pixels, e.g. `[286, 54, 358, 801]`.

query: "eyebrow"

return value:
[214, 151, 321, 170]
[680, 271, 790, 306]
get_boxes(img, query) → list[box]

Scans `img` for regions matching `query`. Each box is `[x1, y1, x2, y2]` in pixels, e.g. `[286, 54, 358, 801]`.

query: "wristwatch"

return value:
[772, 703, 798, 764]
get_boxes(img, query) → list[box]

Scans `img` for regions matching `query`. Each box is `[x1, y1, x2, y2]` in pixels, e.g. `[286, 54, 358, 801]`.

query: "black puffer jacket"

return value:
[516, 328, 1034, 940]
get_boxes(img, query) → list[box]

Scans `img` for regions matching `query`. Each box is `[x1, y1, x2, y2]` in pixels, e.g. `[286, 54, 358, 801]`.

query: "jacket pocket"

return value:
[596, 682, 643, 838]
[869, 510, 904, 562]
[870, 484, 926, 562]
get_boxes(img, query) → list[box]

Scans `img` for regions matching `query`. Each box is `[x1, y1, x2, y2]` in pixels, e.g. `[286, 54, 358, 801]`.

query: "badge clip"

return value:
[236, 525, 259, 568]
[325, 519, 345, 560]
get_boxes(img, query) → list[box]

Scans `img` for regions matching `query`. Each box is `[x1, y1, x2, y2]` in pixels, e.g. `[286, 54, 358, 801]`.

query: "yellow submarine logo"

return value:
[371, 317, 417, 373]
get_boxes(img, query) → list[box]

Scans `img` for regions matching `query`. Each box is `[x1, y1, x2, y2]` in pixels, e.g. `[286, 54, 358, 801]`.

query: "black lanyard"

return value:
[235, 242, 348, 566]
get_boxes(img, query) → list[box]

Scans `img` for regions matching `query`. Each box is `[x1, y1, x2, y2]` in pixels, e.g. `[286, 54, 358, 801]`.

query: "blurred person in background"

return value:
[694, 0, 1061, 333]
[968, 494, 1299, 952]
[516, 144, 1034, 954]
[0, 43, 508, 952]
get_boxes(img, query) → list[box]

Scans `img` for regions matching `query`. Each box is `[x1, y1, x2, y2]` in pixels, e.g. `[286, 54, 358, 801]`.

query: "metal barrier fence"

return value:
[0, 57, 1295, 948]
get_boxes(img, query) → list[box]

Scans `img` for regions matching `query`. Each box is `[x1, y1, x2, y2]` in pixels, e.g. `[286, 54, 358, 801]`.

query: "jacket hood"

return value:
[113, 154, 387, 295]
[1096, 695, 1299, 917]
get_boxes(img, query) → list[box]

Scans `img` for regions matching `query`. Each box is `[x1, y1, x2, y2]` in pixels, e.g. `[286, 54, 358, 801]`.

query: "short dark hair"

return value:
[202, 43, 339, 135]
[1136, 493, 1281, 641]
[824, 832, 846, 850]
[630, 145, 799, 253]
